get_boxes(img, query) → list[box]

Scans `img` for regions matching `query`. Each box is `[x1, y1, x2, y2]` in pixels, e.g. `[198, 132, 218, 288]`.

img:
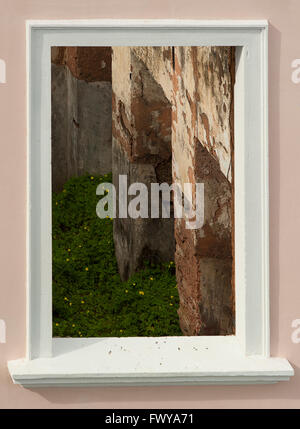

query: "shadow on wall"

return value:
[51, 47, 112, 192]
[112, 52, 174, 281]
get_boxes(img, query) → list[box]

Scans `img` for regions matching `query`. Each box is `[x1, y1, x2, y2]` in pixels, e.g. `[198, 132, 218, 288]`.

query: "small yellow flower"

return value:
[132, 283, 136, 286]
[85, 267, 89, 271]
[68, 248, 71, 252]
[81, 300, 85, 304]
[78, 245, 82, 248]
[110, 218, 113, 220]
[63, 189, 66, 193]
[170, 296, 174, 299]
[125, 290, 128, 293]
[105, 189, 109, 193]
[120, 329, 123, 333]
[78, 331, 81, 335]
[72, 324, 75, 327]
[170, 303, 173, 306]
[87, 310, 90, 314]
[55, 323, 59, 326]
[139, 291, 144, 295]
[150, 277, 153, 281]
[64, 297, 68, 301]
[66, 258, 70, 262]
[170, 261, 174, 265]
[55, 202, 58, 205]
[69, 302, 72, 306]
[90, 176, 94, 180]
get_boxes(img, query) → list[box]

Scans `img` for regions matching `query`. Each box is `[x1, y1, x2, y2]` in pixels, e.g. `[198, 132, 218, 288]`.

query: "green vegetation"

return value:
[52, 173, 182, 337]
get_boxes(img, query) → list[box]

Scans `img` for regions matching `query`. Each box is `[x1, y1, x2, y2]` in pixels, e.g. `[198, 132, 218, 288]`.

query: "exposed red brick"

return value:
[111, 46, 235, 335]
[51, 47, 112, 82]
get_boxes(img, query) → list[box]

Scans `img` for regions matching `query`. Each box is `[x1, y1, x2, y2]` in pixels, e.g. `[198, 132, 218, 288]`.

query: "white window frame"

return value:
[8, 19, 294, 387]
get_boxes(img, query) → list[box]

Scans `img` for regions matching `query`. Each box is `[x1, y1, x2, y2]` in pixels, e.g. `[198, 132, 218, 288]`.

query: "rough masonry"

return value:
[112, 48, 175, 280]
[51, 47, 112, 191]
[112, 46, 235, 335]
[52, 46, 235, 335]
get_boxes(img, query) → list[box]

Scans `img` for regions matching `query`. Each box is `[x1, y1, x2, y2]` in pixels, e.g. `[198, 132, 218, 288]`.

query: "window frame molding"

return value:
[8, 19, 294, 387]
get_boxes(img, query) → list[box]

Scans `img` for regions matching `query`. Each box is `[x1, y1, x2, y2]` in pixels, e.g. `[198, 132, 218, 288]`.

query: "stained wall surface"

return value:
[0, 0, 300, 409]
[112, 47, 174, 280]
[112, 46, 234, 334]
[51, 47, 112, 191]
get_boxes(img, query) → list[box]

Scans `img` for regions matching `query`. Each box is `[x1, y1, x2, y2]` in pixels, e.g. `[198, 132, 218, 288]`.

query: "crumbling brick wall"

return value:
[172, 47, 235, 335]
[51, 47, 112, 191]
[112, 47, 174, 280]
[112, 46, 235, 335]
[52, 45, 235, 335]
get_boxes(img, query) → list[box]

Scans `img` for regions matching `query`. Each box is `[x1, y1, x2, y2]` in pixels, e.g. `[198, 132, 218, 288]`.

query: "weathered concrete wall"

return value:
[51, 47, 112, 191]
[113, 140, 175, 280]
[112, 46, 235, 334]
[112, 47, 174, 280]
[172, 47, 235, 336]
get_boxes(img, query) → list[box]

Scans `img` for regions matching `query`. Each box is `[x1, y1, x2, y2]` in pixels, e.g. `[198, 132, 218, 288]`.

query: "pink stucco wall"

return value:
[0, 0, 299, 409]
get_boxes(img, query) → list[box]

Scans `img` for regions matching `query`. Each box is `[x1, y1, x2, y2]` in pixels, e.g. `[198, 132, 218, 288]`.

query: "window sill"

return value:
[8, 336, 294, 387]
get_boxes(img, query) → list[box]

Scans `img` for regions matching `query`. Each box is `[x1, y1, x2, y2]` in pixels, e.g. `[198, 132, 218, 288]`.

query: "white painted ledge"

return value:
[8, 336, 293, 387]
